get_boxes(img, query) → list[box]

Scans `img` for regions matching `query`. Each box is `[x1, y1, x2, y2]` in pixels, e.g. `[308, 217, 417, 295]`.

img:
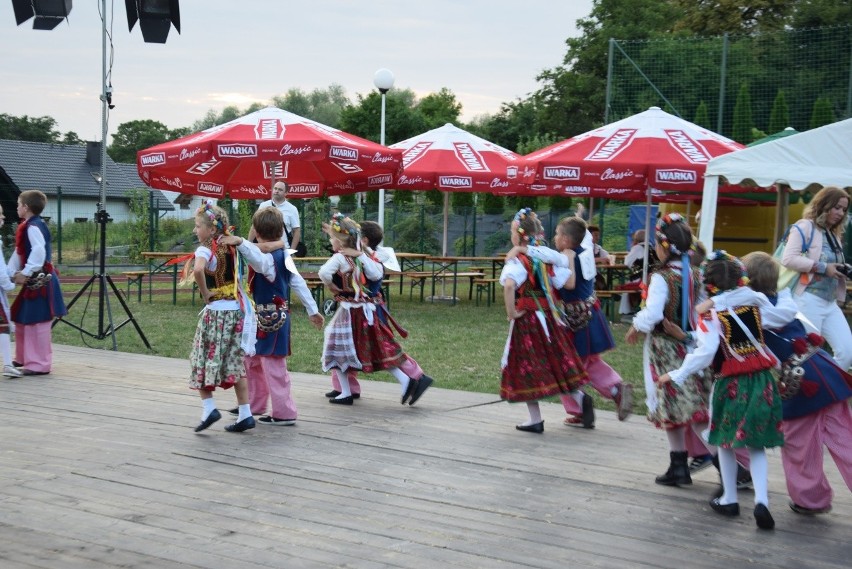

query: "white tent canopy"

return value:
[698, 118, 852, 249]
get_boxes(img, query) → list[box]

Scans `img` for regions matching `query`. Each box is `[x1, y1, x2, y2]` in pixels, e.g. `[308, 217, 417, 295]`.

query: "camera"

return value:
[836, 263, 852, 277]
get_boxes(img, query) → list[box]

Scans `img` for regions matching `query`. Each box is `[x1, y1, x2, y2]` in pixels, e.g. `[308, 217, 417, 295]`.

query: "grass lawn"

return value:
[48, 272, 647, 416]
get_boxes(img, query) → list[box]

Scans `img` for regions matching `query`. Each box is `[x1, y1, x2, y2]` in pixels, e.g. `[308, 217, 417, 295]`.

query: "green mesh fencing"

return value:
[606, 25, 851, 142]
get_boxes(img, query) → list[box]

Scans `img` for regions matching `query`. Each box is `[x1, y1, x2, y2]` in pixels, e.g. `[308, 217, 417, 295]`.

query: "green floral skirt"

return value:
[189, 308, 245, 391]
[708, 370, 784, 449]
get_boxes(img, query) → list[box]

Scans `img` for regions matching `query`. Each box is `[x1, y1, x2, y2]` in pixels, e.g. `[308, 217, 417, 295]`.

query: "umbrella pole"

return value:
[642, 183, 653, 282]
[442, 192, 450, 257]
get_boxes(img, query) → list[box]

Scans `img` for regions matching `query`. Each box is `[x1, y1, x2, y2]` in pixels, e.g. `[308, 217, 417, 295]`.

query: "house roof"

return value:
[0, 139, 173, 210]
[115, 163, 174, 211]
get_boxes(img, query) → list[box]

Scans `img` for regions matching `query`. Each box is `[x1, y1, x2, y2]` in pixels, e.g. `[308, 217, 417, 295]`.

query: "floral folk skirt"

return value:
[501, 311, 588, 403]
[646, 333, 713, 429]
[189, 308, 245, 391]
[323, 303, 407, 374]
[708, 370, 784, 449]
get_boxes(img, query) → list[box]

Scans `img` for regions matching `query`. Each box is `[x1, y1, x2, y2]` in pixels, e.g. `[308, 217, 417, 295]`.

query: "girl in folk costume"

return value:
[186, 202, 254, 434]
[325, 220, 433, 403]
[659, 252, 786, 530]
[625, 213, 715, 487]
[0, 205, 22, 378]
[743, 251, 852, 516]
[320, 215, 432, 406]
[220, 207, 325, 426]
[8, 190, 66, 375]
[500, 208, 587, 433]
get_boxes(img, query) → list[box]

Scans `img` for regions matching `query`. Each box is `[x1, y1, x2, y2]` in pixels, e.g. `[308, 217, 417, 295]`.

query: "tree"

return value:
[809, 96, 836, 128]
[416, 88, 462, 130]
[107, 119, 185, 163]
[61, 131, 84, 146]
[339, 88, 427, 144]
[672, 0, 796, 36]
[693, 100, 711, 129]
[731, 82, 754, 144]
[451, 192, 474, 215]
[767, 90, 790, 133]
[482, 193, 504, 215]
[272, 84, 350, 127]
[0, 113, 61, 142]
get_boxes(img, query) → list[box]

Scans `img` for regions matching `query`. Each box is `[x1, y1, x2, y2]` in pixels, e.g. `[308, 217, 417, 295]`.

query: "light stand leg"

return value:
[53, 210, 151, 350]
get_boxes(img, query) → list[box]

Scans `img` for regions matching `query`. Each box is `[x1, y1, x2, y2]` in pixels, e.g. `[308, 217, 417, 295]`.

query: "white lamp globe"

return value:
[373, 68, 395, 92]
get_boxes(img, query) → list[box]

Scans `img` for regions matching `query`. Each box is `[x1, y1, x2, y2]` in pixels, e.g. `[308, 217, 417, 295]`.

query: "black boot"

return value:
[655, 451, 692, 486]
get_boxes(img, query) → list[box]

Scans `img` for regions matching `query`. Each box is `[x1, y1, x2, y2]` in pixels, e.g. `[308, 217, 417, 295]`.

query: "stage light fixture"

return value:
[124, 0, 180, 43]
[11, 0, 72, 30]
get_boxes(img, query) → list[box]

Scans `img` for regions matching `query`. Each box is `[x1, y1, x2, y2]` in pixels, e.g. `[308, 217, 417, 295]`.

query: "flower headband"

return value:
[329, 212, 360, 241]
[513, 207, 544, 245]
[655, 212, 693, 256]
[701, 249, 749, 295]
[196, 200, 227, 234]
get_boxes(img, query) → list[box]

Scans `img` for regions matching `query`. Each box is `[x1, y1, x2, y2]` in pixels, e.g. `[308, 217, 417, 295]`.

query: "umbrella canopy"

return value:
[523, 106, 746, 200]
[389, 123, 535, 256]
[390, 123, 535, 193]
[136, 106, 402, 200]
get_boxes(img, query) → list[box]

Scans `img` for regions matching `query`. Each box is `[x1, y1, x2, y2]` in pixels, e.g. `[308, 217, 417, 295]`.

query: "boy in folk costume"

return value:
[325, 220, 433, 402]
[320, 214, 432, 406]
[659, 252, 787, 530]
[742, 251, 852, 516]
[8, 190, 66, 375]
[220, 207, 324, 426]
[500, 208, 587, 433]
[625, 213, 715, 487]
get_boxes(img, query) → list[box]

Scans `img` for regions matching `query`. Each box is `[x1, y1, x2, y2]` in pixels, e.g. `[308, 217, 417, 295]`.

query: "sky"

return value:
[0, 1, 593, 144]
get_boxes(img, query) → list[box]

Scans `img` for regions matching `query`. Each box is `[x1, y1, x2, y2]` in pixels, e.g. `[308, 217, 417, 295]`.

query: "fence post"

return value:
[717, 32, 729, 135]
[605, 38, 615, 123]
[419, 205, 425, 253]
[56, 185, 62, 263]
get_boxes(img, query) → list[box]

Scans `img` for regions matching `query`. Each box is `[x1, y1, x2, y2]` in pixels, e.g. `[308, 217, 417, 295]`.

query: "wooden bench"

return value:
[403, 271, 484, 302]
[595, 290, 623, 322]
[121, 271, 148, 302]
[304, 279, 325, 305]
[473, 278, 500, 306]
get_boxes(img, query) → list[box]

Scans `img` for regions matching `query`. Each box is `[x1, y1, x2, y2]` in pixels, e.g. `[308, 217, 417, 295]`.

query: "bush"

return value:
[453, 235, 474, 256]
[391, 213, 440, 254]
[451, 192, 474, 214]
[482, 193, 504, 214]
[392, 190, 413, 204]
[483, 229, 511, 255]
[337, 193, 357, 212]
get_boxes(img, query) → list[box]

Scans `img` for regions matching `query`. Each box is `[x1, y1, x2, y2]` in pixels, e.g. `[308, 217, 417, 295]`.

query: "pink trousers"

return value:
[15, 320, 53, 373]
[781, 401, 852, 510]
[331, 355, 423, 394]
[245, 355, 297, 420]
[560, 354, 621, 415]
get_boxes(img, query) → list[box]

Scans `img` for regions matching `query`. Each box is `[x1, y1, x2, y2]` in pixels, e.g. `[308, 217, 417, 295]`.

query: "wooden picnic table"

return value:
[141, 251, 189, 305]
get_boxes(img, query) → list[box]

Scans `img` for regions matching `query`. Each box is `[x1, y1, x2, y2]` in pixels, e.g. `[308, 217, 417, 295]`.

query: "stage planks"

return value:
[0, 345, 849, 569]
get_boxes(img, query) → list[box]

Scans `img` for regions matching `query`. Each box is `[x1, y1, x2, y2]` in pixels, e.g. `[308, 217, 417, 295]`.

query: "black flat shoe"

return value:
[228, 407, 239, 415]
[329, 395, 354, 405]
[581, 393, 595, 429]
[224, 416, 256, 433]
[401, 380, 417, 404]
[194, 409, 221, 432]
[754, 503, 775, 530]
[326, 390, 359, 399]
[515, 421, 544, 434]
[709, 497, 740, 517]
[408, 375, 433, 406]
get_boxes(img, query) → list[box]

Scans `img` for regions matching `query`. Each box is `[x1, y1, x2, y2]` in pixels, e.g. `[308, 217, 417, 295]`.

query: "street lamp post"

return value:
[373, 68, 394, 231]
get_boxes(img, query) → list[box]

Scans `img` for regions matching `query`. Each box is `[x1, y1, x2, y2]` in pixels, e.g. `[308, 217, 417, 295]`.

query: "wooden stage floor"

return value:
[0, 345, 849, 568]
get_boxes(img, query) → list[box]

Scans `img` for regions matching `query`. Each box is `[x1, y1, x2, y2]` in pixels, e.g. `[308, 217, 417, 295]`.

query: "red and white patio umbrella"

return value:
[390, 123, 535, 254]
[136, 106, 402, 200]
[523, 106, 748, 201]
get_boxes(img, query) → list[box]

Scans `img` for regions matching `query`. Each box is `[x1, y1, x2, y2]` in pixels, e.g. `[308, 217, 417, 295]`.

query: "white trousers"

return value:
[795, 291, 852, 370]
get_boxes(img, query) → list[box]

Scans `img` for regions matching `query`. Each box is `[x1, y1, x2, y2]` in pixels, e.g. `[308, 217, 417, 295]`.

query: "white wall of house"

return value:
[43, 199, 131, 224]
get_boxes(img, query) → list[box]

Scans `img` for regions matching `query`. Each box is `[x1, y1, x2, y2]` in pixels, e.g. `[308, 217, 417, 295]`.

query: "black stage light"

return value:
[124, 0, 180, 43]
[11, 0, 72, 30]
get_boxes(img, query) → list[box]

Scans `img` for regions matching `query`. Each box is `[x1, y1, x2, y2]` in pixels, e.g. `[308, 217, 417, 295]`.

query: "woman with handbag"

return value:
[780, 186, 851, 369]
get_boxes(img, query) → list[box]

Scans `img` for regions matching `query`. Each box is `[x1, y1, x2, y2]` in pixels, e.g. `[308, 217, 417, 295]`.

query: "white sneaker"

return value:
[3, 365, 23, 378]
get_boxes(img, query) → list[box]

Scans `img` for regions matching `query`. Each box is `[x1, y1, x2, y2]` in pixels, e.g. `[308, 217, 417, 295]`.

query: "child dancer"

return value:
[8, 190, 66, 375]
[659, 251, 785, 530]
[0, 205, 21, 378]
[554, 217, 633, 425]
[625, 213, 715, 486]
[743, 251, 852, 516]
[187, 202, 254, 434]
[220, 207, 325, 426]
[500, 208, 587, 433]
[325, 220, 432, 402]
[320, 214, 432, 406]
